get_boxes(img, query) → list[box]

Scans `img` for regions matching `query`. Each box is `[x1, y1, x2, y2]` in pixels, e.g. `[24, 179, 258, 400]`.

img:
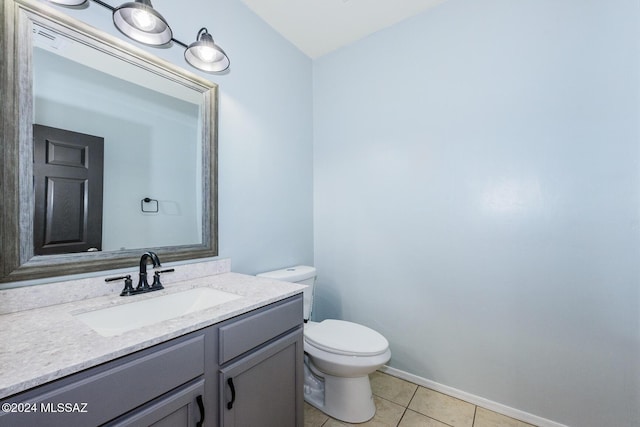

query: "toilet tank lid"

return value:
[257, 265, 316, 282]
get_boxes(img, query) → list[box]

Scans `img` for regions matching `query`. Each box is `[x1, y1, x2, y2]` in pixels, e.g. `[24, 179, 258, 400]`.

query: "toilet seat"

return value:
[304, 319, 389, 357]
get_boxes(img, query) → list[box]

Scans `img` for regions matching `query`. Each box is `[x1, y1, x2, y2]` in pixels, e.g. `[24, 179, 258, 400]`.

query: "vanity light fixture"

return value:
[48, 0, 230, 73]
[112, 0, 172, 46]
[184, 28, 230, 73]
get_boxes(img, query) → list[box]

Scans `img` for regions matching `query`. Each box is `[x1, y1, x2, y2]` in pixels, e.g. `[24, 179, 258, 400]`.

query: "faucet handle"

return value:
[150, 268, 175, 290]
[106, 275, 134, 296]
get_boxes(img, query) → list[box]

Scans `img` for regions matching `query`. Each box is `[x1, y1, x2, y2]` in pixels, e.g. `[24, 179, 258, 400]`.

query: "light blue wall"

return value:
[313, 1, 639, 426]
[24, 1, 640, 426]
[37, 0, 314, 275]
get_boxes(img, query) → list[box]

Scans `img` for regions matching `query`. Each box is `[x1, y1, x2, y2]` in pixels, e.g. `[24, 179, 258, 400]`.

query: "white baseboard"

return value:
[379, 366, 569, 427]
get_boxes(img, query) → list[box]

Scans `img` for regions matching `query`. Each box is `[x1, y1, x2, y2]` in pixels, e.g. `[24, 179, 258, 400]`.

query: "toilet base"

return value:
[304, 359, 376, 423]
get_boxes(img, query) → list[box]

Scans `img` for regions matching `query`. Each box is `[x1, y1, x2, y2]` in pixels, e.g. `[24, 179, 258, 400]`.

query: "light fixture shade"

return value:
[184, 28, 230, 73]
[113, 0, 172, 46]
[48, 0, 87, 5]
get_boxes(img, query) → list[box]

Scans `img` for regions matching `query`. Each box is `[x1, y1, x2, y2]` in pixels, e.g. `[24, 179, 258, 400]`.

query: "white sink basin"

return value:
[75, 287, 242, 337]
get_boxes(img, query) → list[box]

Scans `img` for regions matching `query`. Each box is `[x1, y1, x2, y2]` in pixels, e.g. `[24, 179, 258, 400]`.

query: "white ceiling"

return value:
[240, 0, 449, 58]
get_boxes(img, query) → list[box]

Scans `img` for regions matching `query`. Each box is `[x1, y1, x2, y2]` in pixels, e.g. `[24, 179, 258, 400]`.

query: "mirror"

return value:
[0, 0, 218, 283]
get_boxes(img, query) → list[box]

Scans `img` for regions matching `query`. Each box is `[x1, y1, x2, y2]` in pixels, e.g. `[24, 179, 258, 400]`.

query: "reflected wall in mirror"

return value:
[33, 31, 203, 251]
[0, 0, 218, 284]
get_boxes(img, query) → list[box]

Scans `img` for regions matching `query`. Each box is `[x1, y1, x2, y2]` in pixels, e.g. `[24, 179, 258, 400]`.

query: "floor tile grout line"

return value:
[404, 407, 459, 427]
[380, 379, 472, 427]
[370, 392, 409, 426]
[372, 384, 462, 427]
[372, 379, 419, 426]
[396, 406, 408, 427]
[398, 383, 420, 425]
[472, 405, 478, 427]
[406, 382, 419, 407]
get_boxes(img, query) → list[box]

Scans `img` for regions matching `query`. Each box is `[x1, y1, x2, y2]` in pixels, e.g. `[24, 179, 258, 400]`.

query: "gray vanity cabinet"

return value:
[0, 294, 303, 427]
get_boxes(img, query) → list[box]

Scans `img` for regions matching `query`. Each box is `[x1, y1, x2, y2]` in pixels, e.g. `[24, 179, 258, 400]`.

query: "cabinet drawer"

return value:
[219, 296, 302, 364]
[0, 335, 205, 427]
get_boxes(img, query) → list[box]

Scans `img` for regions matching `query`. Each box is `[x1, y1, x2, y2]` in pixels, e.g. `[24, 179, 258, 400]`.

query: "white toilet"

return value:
[257, 266, 391, 423]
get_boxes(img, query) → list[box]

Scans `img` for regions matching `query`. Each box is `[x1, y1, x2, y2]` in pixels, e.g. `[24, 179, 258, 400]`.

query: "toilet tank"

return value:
[257, 266, 316, 320]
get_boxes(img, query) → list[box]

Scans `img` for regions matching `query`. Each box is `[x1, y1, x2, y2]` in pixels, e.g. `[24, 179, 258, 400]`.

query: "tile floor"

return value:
[304, 371, 538, 427]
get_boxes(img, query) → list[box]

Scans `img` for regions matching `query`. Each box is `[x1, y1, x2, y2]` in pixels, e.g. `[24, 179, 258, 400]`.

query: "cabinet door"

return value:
[219, 329, 303, 427]
[105, 378, 206, 427]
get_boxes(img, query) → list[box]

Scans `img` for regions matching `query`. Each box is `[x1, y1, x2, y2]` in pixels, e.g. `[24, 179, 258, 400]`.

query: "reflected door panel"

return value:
[33, 124, 104, 255]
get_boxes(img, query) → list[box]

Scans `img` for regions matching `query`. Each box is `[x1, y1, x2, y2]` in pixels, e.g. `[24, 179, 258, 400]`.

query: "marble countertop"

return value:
[0, 272, 305, 399]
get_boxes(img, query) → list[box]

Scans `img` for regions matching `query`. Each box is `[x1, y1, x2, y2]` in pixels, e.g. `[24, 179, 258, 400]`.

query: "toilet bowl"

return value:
[257, 266, 391, 423]
[303, 319, 391, 422]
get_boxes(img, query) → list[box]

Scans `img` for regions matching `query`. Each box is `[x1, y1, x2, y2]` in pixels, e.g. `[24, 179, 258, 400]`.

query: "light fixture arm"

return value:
[91, 0, 116, 11]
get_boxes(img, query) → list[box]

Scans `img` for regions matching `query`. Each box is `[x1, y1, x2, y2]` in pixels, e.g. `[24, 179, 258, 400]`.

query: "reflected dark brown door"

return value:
[33, 125, 104, 255]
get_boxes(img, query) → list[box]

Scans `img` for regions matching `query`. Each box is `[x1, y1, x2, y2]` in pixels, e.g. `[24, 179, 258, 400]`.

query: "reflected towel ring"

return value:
[141, 197, 159, 213]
